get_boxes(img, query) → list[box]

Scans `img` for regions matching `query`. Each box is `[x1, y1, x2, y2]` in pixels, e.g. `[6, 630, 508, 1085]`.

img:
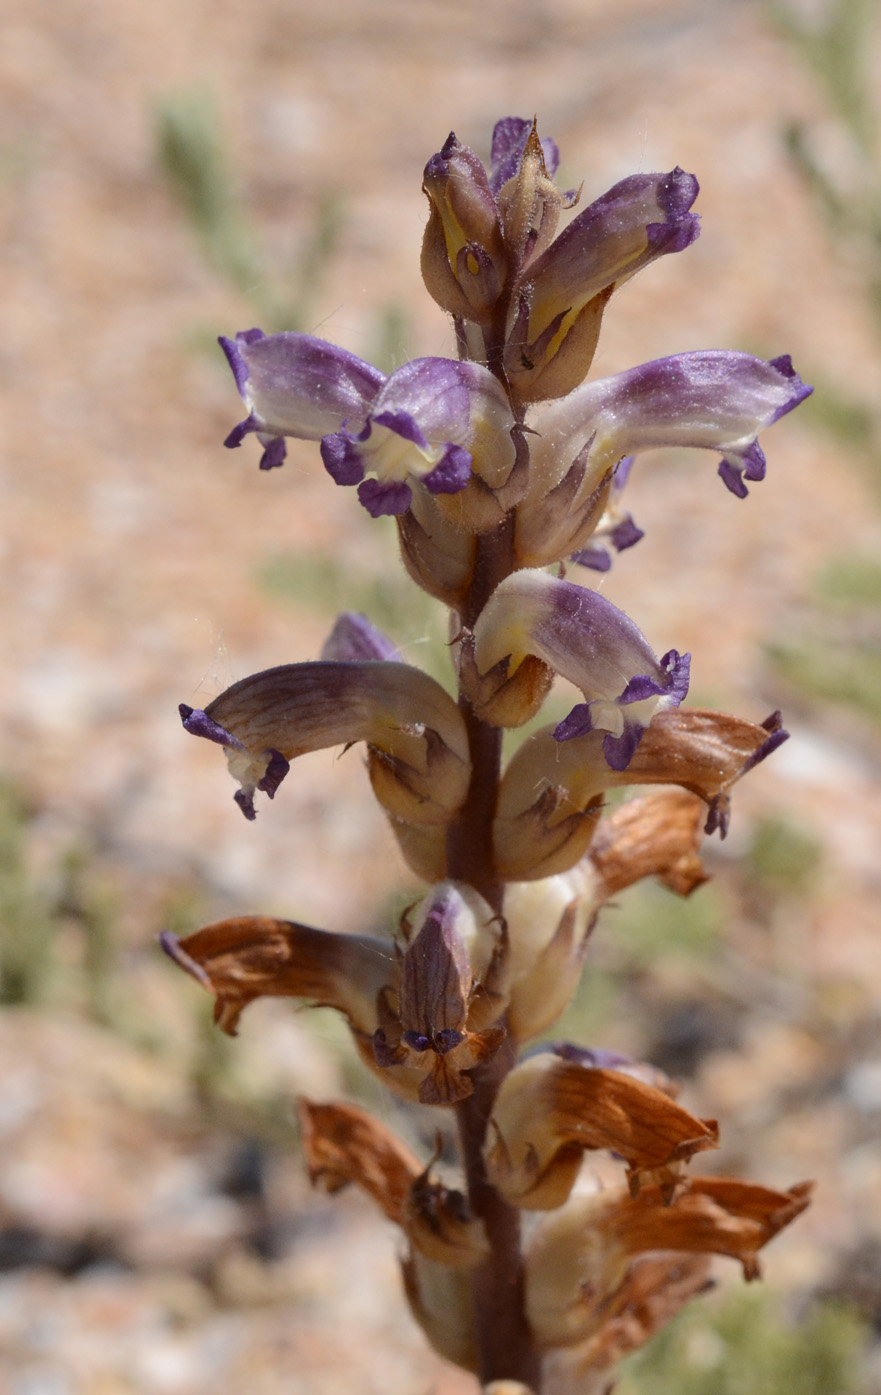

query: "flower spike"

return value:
[168, 114, 817, 1390]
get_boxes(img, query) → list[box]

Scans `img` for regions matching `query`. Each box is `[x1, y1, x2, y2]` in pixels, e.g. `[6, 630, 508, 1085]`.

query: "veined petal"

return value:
[528, 350, 812, 508]
[485, 1052, 718, 1209]
[540, 1254, 711, 1385]
[219, 329, 385, 468]
[319, 357, 515, 517]
[472, 570, 689, 762]
[159, 916, 390, 1036]
[180, 660, 470, 825]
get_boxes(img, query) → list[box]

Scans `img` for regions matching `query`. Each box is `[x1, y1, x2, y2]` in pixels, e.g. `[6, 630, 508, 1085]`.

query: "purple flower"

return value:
[528, 350, 812, 507]
[505, 168, 701, 402]
[472, 570, 690, 769]
[219, 330, 515, 517]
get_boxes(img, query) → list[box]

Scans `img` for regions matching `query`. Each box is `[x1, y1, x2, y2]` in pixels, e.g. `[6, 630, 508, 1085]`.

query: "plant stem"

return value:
[447, 516, 542, 1389]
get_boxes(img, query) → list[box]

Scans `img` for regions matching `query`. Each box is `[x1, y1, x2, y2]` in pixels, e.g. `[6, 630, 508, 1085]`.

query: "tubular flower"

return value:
[179, 658, 470, 825]
[470, 569, 690, 766]
[499, 789, 709, 1037]
[517, 350, 811, 566]
[220, 329, 515, 517]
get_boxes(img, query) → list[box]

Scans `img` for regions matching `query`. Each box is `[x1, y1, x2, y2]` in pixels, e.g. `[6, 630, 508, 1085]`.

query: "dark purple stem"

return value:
[445, 321, 541, 1386]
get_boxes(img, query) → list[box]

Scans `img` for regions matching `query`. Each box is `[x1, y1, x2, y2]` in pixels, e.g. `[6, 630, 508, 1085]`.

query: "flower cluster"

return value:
[166, 118, 812, 1391]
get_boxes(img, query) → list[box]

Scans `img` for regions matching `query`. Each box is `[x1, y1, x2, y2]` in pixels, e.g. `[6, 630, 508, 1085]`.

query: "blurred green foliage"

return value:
[775, 0, 881, 311]
[0, 782, 55, 1005]
[765, 548, 881, 726]
[620, 1285, 869, 1395]
[745, 814, 823, 898]
[156, 87, 344, 334]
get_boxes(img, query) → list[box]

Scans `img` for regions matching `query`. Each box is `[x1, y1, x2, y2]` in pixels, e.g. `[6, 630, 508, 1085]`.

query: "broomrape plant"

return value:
[163, 117, 813, 1392]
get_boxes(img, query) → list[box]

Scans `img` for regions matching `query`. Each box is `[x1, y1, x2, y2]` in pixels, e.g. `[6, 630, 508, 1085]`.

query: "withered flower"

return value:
[485, 1050, 718, 1209]
[526, 1176, 814, 1350]
[493, 707, 787, 879]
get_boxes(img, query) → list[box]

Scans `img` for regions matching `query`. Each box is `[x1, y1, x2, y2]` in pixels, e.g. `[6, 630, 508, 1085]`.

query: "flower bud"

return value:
[372, 882, 508, 1105]
[504, 169, 700, 404]
[421, 132, 505, 322]
[495, 119, 573, 277]
[501, 871, 598, 1040]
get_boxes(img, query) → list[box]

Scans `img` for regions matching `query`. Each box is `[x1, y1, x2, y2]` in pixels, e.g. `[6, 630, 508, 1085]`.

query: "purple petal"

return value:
[257, 749, 290, 799]
[321, 613, 402, 663]
[602, 722, 643, 771]
[423, 443, 472, 495]
[717, 458, 749, 498]
[552, 703, 594, 741]
[259, 437, 287, 471]
[741, 440, 766, 482]
[320, 431, 367, 486]
[234, 788, 257, 821]
[223, 411, 260, 450]
[490, 116, 533, 193]
[740, 723, 790, 775]
[524, 168, 701, 312]
[610, 515, 645, 551]
[532, 350, 813, 502]
[218, 329, 264, 396]
[571, 545, 612, 572]
[220, 330, 385, 444]
[660, 649, 692, 707]
[357, 477, 412, 516]
[179, 704, 244, 751]
[371, 409, 430, 449]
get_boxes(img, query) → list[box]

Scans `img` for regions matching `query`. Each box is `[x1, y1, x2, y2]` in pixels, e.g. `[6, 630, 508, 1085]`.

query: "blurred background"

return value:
[2, 0, 881, 1390]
